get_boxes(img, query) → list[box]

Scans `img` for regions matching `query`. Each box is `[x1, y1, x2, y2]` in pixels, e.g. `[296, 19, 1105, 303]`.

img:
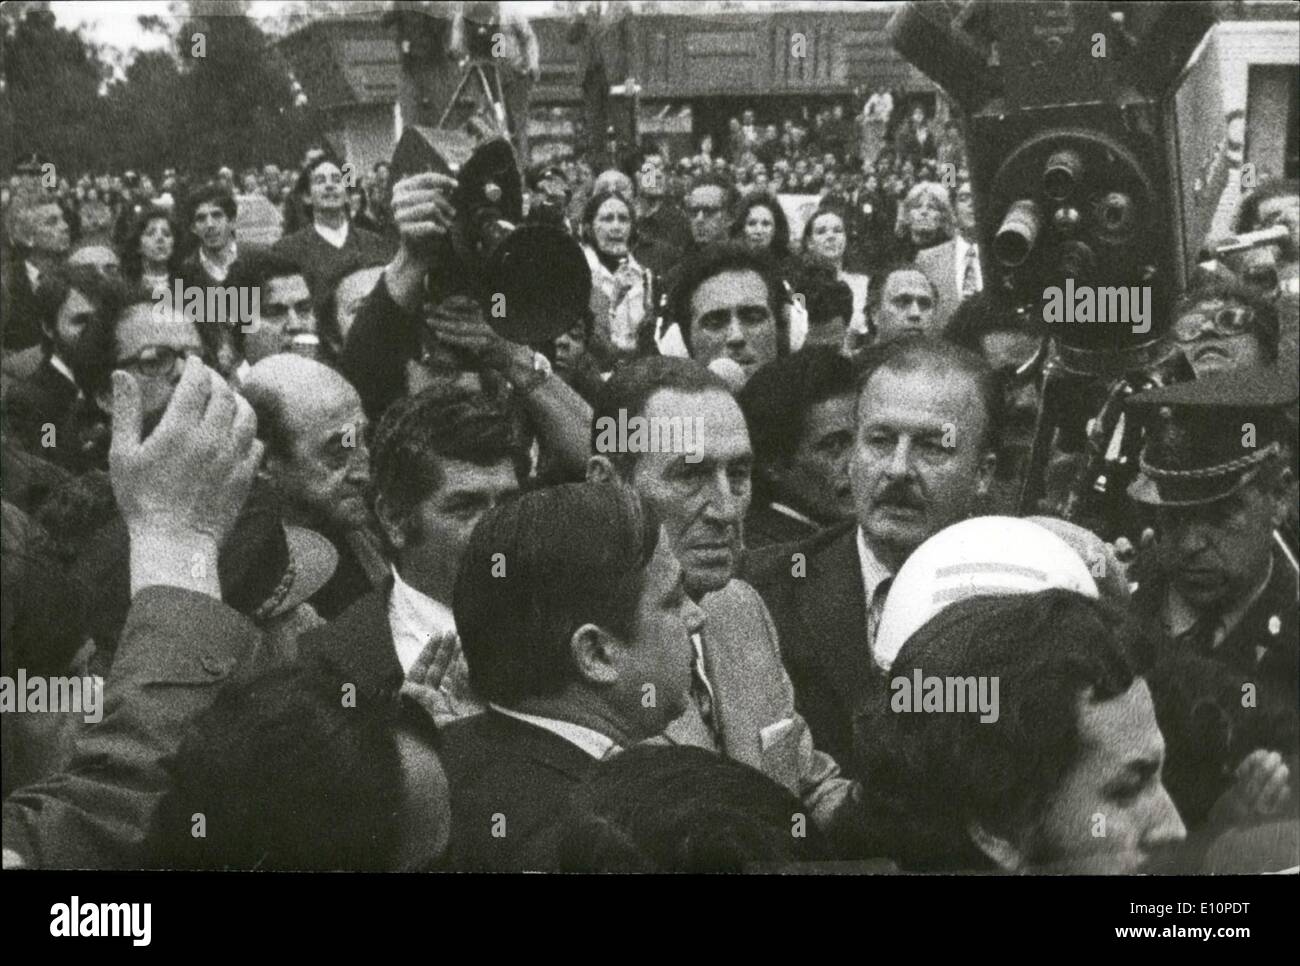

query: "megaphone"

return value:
[391, 127, 591, 344]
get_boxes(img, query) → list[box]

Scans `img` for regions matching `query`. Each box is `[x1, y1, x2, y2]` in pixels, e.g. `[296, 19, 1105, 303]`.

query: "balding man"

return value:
[3, 199, 72, 356]
[241, 354, 384, 619]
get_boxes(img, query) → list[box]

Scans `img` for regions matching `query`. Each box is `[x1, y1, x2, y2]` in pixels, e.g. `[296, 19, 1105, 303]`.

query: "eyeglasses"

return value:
[1171, 305, 1253, 342]
[686, 204, 723, 218]
[116, 345, 194, 377]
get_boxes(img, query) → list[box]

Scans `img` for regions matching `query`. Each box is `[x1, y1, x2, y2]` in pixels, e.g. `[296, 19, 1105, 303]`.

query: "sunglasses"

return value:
[686, 204, 723, 218]
[1171, 305, 1253, 342]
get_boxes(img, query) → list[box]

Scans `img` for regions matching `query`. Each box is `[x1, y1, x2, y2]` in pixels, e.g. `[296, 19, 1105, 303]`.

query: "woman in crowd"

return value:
[894, 180, 954, 261]
[579, 188, 651, 370]
[119, 204, 179, 299]
[731, 193, 796, 279]
[801, 208, 869, 331]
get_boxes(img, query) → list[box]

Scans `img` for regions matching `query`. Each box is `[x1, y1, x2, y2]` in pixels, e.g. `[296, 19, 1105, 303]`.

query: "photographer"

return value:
[341, 169, 594, 480]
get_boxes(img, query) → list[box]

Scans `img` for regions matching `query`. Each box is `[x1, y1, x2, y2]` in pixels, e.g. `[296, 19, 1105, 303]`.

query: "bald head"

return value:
[241, 355, 361, 456]
[241, 354, 371, 529]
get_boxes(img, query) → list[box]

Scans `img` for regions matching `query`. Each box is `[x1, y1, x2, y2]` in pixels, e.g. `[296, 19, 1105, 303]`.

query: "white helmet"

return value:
[873, 516, 1099, 672]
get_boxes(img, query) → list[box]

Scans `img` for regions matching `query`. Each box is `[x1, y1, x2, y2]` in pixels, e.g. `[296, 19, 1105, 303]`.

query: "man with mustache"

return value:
[743, 335, 999, 770]
[587, 357, 854, 830]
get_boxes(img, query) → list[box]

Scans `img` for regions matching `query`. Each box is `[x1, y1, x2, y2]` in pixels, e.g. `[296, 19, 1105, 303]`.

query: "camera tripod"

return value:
[436, 57, 511, 142]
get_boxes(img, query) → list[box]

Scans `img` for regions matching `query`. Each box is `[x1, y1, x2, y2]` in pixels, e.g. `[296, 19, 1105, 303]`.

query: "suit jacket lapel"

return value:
[800, 528, 874, 707]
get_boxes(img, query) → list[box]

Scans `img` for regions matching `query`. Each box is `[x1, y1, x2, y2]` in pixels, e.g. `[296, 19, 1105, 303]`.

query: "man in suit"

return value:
[271, 156, 395, 311]
[3, 354, 263, 869]
[295, 383, 523, 699]
[869, 264, 940, 343]
[742, 337, 999, 771]
[2, 263, 123, 472]
[2, 198, 71, 355]
[439, 482, 706, 871]
[915, 180, 981, 331]
[586, 357, 855, 828]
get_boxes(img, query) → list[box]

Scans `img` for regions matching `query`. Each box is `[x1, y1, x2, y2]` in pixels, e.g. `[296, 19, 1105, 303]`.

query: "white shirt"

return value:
[313, 219, 350, 250]
[388, 567, 456, 675]
[954, 236, 981, 297]
[855, 527, 895, 665]
[48, 354, 77, 388]
[488, 704, 618, 760]
[24, 260, 40, 290]
[200, 242, 238, 283]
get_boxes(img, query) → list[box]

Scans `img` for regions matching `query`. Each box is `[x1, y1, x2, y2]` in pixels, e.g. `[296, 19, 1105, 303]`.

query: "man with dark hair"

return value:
[848, 590, 1186, 873]
[557, 745, 826, 872]
[238, 354, 381, 623]
[297, 383, 524, 700]
[148, 660, 450, 871]
[587, 356, 854, 828]
[271, 156, 395, 309]
[224, 248, 322, 369]
[744, 336, 1000, 769]
[655, 173, 737, 306]
[737, 346, 857, 547]
[869, 263, 940, 342]
[659, 242, 788, 387]
[3, 263, 126, 470]
[176, 182, 261, 364]
[439, 482, 706, 871]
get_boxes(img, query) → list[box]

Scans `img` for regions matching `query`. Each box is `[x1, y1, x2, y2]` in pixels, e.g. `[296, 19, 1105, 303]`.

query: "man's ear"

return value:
[569, 623, 620, 687]
[967, 821, 1024, 873]
[586, 454, 619, 484]
[373, 493, 409, 552]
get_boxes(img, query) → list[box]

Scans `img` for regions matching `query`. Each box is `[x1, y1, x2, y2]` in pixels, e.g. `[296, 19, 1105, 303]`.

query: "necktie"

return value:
[961, 243, 981, 298]
[689, 633, 719, 741]
[867, 576, 894, 664]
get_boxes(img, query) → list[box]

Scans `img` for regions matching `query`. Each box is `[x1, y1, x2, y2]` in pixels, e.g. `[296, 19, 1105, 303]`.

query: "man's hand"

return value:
[401, 631, 484, 726]
[1210, 750, 1292, 824]
[110, 358, 262, 597]
[384, 172, 458, 312]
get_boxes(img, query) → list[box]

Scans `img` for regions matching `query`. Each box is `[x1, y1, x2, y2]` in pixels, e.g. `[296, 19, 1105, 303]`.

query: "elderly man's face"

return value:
[272, 379, 371, 531]
[1018, 680, 1185, 874]
[849, 365, 995, 567]
[874, 269, 937, 340]
[109, 305, 205, 429]
[687, 269, 778, 384]
[67, 245, 121, 281]
[685, 185, 728, 245]
[627, 389, 753, 598]
[1171, 297, 1266, 378]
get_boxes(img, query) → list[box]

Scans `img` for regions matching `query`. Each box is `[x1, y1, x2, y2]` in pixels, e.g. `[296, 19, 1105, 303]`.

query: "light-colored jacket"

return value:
[584, 244, 649, 356]
[663, 577, 857, 830]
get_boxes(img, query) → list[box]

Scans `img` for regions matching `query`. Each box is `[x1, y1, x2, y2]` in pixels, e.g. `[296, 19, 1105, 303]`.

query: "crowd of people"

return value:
[1, 72, 1298, 873]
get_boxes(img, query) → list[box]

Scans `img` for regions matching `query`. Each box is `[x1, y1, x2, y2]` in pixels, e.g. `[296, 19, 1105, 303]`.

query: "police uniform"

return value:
[1125, 365, 1299, 834]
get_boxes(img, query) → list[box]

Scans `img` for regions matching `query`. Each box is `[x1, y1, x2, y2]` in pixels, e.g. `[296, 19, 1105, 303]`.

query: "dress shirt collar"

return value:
[769, 501, 818, 529]
[855, 526, 894, 606]
[25, 260, 40, 289]
[388, 566, 456, 675]
[488, 704, 618, 760]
